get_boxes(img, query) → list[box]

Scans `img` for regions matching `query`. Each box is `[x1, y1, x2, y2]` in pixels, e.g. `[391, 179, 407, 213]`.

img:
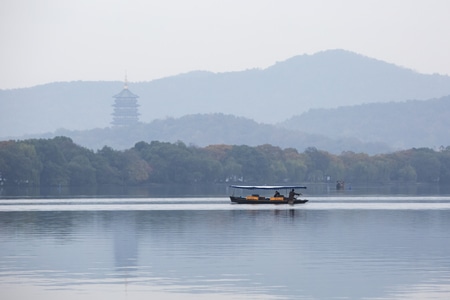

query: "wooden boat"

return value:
[229, 185, 308, 204]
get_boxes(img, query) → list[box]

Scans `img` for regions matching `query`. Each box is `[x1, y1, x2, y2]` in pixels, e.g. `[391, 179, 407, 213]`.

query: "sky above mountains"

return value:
[1, 0, 450, 89]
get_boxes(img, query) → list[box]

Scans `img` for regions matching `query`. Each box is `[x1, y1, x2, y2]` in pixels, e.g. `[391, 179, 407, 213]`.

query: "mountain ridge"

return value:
[1, 49, 450, 142]
[279, 95, 450, 150]
[21, 113, 391, 155]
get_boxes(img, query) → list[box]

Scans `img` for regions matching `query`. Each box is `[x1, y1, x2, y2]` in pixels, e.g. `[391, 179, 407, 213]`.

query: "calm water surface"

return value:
[1, 197, 450, 300]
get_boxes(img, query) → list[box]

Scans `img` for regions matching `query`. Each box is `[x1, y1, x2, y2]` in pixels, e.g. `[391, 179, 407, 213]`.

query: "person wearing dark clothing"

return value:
[274, 191, 280, 197]
[288, 189, 300, 200]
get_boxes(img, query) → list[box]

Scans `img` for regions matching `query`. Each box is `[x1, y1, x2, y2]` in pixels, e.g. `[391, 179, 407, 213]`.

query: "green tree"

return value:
[409, 148, 440, 183]
[304, 147, 332, 182]
[0, 141, 41, 186]
[94, 147, 123, 185]
[397, 165, 417, 182]
[439, 147, 450, 184]
[326, 156, 346, 183]
[283, 148, 307, 182]
[68, 155, 96, 186]
[340, 151, 372, 183]
[222, 157, 243, 182]
[30, 138, 69, 186]
[230, 145, 270, 182]
[134, 141, 199, 183]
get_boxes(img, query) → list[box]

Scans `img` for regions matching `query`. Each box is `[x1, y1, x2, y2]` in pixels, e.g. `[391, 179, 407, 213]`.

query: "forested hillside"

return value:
[280, 95, 450, 149]
[1, 137, 449, 190]
[30, 113, 392, 155]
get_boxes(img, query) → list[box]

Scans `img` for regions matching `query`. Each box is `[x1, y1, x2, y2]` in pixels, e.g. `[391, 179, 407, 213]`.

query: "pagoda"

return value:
[111, 77, 140, 126]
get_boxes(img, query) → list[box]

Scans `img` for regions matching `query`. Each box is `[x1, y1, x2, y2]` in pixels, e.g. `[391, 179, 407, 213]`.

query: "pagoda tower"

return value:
[111, 77, 140, 126]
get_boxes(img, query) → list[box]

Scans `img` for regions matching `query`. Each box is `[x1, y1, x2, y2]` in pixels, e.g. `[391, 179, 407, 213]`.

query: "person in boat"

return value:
[274, 190, 280, 197]
[288, 189, 300, 200]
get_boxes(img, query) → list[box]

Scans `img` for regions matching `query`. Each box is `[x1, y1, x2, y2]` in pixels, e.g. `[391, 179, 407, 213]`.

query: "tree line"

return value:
[1, 136, 450, 187]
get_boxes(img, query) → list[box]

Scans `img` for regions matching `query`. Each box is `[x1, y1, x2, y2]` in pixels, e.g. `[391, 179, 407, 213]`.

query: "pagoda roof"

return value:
[113, 88, 139, 98]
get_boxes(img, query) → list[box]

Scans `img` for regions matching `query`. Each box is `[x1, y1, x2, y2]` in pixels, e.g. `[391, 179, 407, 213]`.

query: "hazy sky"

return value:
[1, 0, 449, 89]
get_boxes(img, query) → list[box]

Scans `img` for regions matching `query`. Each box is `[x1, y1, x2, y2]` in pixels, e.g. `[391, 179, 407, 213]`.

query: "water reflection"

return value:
[1, 201, 450, 299]
[2, 183, 450, 198]
[112, 213, 138, 275]
[0, 183, 231, 198]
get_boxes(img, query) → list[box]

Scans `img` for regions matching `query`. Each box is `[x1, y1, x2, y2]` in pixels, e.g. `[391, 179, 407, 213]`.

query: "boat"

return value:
[336, 180, 345, 190]
[229, 185, 308, 204]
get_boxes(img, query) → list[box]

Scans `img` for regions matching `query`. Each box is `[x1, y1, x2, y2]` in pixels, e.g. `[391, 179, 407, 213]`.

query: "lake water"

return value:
[1, 196, 450, 300]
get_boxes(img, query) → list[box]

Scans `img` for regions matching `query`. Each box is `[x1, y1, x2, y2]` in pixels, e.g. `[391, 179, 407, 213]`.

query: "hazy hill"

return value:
[279, 95, 450, 150]
[2, 49, 450, 138]
[0, 81, 120, 137]
[29, 113, 391, 155]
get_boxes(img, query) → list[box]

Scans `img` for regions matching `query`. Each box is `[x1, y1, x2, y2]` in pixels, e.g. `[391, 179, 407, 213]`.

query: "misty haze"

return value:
[3, 1, 450, 299]
[1, 50, 450, 154]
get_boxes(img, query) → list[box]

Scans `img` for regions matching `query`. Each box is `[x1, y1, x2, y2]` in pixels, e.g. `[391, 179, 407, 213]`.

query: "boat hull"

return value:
[230, 196, 308, 204]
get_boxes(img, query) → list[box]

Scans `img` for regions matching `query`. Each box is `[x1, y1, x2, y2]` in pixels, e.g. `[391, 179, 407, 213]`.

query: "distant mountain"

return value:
[0, 81, 120, 137]
[279, 95, 450, 150]
[26, 114, 391, 155]
[2, 49, 450, 138]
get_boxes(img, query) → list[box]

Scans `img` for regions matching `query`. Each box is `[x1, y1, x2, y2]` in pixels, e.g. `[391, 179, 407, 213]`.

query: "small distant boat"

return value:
[336, 180, 345, 190]
[229, 185, 308, 205]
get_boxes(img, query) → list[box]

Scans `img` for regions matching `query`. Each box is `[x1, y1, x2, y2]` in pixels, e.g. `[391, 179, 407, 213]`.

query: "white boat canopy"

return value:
[230, 185, 307, 190]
